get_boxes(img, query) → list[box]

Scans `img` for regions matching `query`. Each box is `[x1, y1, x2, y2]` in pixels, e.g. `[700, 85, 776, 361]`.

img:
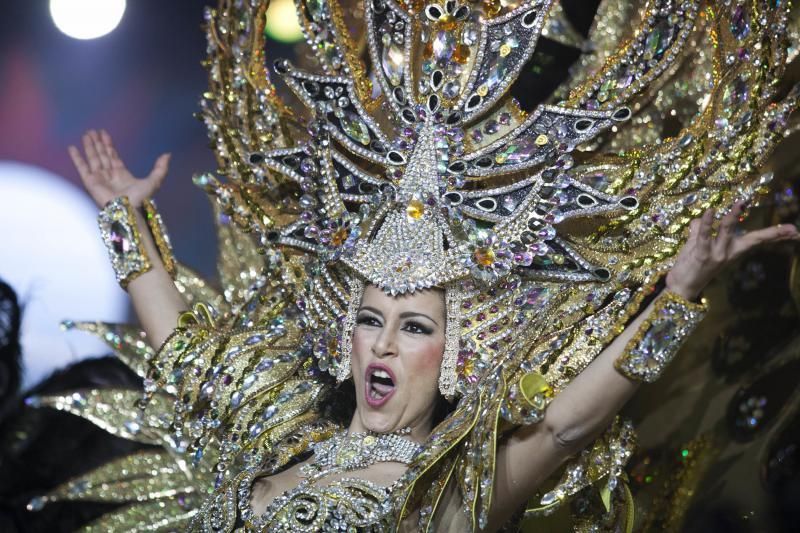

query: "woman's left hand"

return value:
[665, 201, 800, 300]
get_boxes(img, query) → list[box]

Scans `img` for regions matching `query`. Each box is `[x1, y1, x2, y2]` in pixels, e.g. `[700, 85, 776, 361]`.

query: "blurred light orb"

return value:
[50, 0, 126, 40]
[264, 0, 303, 43]
[0, 162, 128, 389]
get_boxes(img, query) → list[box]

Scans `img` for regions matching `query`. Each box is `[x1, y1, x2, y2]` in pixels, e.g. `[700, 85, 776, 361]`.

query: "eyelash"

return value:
[403, 321, 432, 335]
[355, 315, 432, 335]
[356, 315, 380, 327]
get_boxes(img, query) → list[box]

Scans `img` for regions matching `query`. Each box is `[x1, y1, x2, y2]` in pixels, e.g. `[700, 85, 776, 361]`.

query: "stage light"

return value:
[0, 162, 128, 388]
[50, 0, 126, 40]
[264, 0, 303, 43]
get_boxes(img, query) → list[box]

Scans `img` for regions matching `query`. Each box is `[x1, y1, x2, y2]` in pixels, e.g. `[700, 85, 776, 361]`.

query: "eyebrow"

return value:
[358, 306, 440, 327]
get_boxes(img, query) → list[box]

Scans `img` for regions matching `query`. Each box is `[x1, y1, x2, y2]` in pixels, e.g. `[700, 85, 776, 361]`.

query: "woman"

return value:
[67, 126, 798, 531]
[51, 1, 800, 530]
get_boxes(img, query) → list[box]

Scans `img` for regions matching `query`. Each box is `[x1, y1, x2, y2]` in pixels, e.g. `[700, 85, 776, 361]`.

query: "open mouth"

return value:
[365, 364, 396, 407]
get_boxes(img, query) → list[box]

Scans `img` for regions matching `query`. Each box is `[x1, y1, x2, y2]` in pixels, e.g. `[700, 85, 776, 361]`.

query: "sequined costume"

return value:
[27, 0, 800, 531]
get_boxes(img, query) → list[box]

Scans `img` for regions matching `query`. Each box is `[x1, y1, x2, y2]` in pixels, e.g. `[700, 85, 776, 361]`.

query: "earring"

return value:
[336, 277, 364, 382]
[439, 284, 464, 398]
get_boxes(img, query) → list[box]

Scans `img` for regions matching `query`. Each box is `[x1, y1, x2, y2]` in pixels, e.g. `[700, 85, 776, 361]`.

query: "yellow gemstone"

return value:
[484, 1, 502, 16]
[477, 85, 489, 97]
[535, 134, 549, 146]
[437, 14, 457, 31]
[406, 198, 424, 219]
[331, 227, 348, 246]
[495, 154, 508, 164]
[453, 43, 470, 64]
[499, 44, 512, 57]
[363, 435, 376, 446]
[473, 247, 496, 267]
[553, 254, 565, 265]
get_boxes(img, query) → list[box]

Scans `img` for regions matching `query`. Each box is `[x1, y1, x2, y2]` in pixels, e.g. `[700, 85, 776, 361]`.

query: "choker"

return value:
[299, 429, 420, 482]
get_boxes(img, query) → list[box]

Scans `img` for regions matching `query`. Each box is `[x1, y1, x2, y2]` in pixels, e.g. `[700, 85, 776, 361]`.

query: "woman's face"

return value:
[349, 285, 446, 438]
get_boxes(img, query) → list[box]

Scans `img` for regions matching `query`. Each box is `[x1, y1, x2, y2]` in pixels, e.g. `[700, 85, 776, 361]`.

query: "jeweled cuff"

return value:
[615, 290, 707, 383]
[142, 199, 176, 278]
[98, 196, 152, 288]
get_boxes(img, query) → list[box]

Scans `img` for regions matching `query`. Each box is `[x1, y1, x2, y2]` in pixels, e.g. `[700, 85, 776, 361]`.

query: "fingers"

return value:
[82, 132, 102, 172]
[685, 218, 701, 248]
[68, 145, 94, 187]
[712, 202, 742, 260]
[88, 130, 112, 169]
[693, 208, 714, 262]
[100, 129, 124, 168]
[146, 153, 171, 189]
[698, 208, 714, 241]
[730, 224, 800, 258]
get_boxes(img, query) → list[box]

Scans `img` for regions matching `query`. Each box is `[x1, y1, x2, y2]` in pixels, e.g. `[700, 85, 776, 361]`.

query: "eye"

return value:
[403, 320, 433, 335]
[356, 314, 381, 327]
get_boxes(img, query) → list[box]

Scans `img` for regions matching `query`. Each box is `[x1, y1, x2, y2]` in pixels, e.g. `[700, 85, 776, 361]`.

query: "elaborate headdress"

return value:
[196, 0, 796, 403]
[29, 1, 800, 530]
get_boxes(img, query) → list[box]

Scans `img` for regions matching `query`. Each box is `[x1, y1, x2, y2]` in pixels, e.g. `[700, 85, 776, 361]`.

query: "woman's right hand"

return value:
[68, 129, 171, 208]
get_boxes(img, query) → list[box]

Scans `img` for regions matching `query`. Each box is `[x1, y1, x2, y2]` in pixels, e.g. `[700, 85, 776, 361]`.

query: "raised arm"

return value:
[484, 203, 800, 531]
[69, 130, 187, 348]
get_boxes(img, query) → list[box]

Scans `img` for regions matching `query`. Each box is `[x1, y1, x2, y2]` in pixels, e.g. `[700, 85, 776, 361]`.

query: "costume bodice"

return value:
[191, 462, 395, 532]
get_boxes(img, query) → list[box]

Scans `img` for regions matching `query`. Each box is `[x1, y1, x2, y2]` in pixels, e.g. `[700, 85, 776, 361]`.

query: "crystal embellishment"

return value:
[615, 291, 708, 383]
[97, 196, 152, 288]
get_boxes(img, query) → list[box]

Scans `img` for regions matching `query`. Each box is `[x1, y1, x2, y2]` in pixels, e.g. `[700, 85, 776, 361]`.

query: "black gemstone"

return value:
[448, 160, 466, 174]
[453, 5, 470, 20]
[425, 5, 442, 20]
[475, 156, 493, 168]
[466, 94, 481, 112]
[476, 198, 497, 212]
[431, 70, 444, 89]
[387, 151, 406, 165]
[393, 87, 406, 105]
[522, 10, 538, 27]
[594, 268, 611, 281]
[427, 94, 440, 113]
[302, 80, 320, 96]
[444, 192, 463, 205]
[446, 112, 462, 125]
[613, 107, 632, 121]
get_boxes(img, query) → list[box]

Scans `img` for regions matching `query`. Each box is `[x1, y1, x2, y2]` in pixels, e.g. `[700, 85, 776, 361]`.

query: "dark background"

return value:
[1, 1, 229, 278]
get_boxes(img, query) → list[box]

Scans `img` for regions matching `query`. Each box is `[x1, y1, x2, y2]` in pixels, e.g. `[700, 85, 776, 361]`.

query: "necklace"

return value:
[299, 429, 421, 482]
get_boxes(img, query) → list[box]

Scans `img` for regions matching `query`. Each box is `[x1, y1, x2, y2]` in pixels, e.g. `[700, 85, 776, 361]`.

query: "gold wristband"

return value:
[98, 196, 152, 288]
[614, 290, 707, 383]
[142, 199, 177, 278]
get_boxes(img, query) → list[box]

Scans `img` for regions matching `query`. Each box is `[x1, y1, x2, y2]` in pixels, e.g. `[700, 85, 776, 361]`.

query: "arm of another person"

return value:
[483, 203, 800, 531]
[69, 129, 188, 349]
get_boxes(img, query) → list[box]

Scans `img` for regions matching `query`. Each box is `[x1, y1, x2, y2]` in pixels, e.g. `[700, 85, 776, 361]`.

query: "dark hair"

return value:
[0, 280, 22, 421]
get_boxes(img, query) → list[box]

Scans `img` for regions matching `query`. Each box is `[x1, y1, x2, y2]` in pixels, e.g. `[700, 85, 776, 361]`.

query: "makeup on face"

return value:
[365, 362, 396, 407]
[350, 286, 446, 437]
